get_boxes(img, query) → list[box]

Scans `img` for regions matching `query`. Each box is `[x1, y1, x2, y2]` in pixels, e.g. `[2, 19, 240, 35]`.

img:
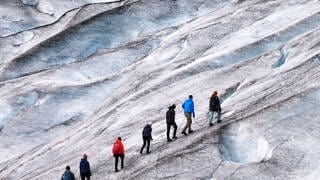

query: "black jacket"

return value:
[209, 96, 221, 111]
[142, 124, 152, 139]
[79, 159, 91, 175]
[166, 109, 175, 124]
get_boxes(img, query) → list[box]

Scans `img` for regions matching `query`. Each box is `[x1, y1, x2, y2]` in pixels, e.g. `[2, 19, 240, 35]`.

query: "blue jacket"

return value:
[79, 159, 91, 175]
[61, 170, 76, 180]
[182, 98, 195, 115]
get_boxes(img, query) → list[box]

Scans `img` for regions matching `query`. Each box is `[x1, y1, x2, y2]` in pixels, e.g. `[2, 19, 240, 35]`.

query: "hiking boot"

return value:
[121, 166, 124, 169]
[172, 136, 177, 139]
[167, 139, 172, 142]
[217, 120, 222, 123]
[115, 169, 119, 173]
[209, 123, 214, 127]
[188, 130, 194, 134]
[146, 151, 151, 154]
[182, 131, 187, 136]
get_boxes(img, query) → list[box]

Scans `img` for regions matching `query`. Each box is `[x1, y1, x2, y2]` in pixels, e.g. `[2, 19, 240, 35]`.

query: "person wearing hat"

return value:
[79, 154, 91, 180]
[112, 137, 125, 172]
[166, 104, 177, 142]
[140, 122, 153, 154]
[61, 165, 76, 180]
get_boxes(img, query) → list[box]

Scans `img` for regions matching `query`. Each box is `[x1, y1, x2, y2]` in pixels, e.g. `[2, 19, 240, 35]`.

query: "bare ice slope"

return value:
[0, 0, 319, 179]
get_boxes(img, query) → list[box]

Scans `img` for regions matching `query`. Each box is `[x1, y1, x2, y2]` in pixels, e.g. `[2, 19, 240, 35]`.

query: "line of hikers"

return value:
[61, 91, 222, 178]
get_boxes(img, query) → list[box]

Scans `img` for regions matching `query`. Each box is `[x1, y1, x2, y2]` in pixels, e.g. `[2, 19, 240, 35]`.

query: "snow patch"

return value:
[219, 122, 272, 164]
[11, 31, 35, 46]
[22, 0, 39, 6]
[0, 101, 12, 131]
[37, 1, 54, 15]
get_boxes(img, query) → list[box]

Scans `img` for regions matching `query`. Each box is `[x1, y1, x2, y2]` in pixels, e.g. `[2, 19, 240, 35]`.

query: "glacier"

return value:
[0, 0, 319, 179]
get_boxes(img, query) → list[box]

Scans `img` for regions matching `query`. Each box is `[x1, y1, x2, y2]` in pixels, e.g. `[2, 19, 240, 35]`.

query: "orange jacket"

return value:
[112, 139, 125, 155]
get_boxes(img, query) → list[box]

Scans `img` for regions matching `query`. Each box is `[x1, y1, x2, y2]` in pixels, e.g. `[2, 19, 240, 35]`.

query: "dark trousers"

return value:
[167, 122, 177, 140]
[140, 136, 151, 153]
[80, 172, 90, 180]
[114, 154, 124, 170]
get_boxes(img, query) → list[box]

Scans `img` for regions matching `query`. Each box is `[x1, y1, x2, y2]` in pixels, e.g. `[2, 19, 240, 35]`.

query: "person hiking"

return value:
[166, 104, 177, 142]
[61, 165, 76, 180]
[79, 154, 91, 180]
[140, 123, 153, 154]
[209, 91, 222, 126]
[112, 137, 125, 172]
[182, 95, 195, 135]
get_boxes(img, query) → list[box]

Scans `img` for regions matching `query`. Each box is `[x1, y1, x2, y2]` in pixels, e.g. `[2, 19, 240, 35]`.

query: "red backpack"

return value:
[112, 143, 121, 154]
[112, 140, 124, 155]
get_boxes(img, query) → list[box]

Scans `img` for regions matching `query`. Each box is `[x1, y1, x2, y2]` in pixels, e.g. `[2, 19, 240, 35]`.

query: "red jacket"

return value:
[112, 139, 125, 155]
